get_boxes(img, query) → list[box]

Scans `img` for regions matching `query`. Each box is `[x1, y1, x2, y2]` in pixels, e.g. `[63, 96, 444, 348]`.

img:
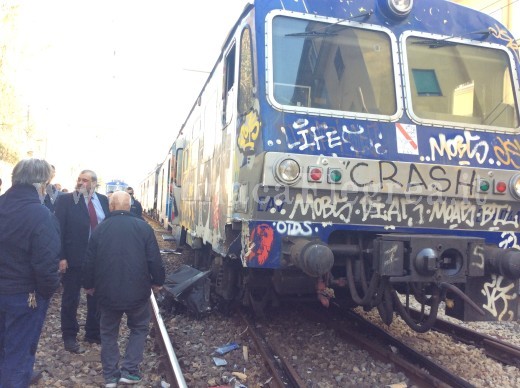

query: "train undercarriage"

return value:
[203, 232, 520, 333]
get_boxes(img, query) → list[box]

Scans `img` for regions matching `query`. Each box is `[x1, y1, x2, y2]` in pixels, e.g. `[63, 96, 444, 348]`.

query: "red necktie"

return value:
[88, 199, 98, 230]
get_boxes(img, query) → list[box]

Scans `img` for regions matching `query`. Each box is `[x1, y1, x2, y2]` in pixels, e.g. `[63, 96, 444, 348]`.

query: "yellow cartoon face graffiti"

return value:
[238, 110, 260, 153]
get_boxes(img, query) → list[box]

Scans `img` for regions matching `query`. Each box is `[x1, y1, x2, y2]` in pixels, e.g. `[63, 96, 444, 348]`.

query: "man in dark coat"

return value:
[54, 169, 110, 353]
[83, 191, 164, 387]
[125, 186, 143, 219]
[0, 159, 61, 387]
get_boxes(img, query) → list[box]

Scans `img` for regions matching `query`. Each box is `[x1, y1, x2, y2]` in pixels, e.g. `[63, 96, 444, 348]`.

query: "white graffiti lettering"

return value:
[481, 274, 517, 321]
[275, 221, 313, 236]
[286, 192, 519, 230]
[498, 232, 520, 250]
[384, 244, 399, 267]
[429, 131, 489, 165]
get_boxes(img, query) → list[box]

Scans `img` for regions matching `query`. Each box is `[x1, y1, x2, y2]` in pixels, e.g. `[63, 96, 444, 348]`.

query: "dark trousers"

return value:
[99, 301, 151, 380]
[0, 293, 50, 388]
[61, 267, 99, 340]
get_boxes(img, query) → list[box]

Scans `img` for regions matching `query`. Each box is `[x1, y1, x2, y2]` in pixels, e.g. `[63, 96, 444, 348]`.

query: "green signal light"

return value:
[479, 180, 490, 192]
[329, 169, 342, 183]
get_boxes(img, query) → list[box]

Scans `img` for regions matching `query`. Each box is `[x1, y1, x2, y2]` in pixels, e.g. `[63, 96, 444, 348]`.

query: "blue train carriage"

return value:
[173, 0, 520, 330]
[105, 180, 129, 194]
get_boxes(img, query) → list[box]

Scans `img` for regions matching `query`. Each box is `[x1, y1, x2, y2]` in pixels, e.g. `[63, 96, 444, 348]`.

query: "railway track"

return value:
[236, 305, 470, 387]
[236, 309, 307, 388]
[408, 309, 520, 368]
[150, 292, 188, 388]
[302, 307, 474, 388]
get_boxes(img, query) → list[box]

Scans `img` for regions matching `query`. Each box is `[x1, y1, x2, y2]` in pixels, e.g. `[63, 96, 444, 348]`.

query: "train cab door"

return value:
[171, 139, 185, 245]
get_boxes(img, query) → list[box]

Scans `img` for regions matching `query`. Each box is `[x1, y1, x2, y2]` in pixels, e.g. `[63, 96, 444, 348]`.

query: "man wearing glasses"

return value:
[125, 187, 143, 219]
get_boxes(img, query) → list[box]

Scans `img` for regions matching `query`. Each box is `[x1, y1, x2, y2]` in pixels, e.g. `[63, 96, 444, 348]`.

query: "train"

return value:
[105, 180, 129, 194]
[141, 0, 520, 332]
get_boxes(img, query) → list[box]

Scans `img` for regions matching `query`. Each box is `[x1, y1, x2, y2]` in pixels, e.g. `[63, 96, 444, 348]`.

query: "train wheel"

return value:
[211, 255, 242, 315]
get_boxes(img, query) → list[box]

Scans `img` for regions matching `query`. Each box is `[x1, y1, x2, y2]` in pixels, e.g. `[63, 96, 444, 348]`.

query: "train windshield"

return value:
[271, 16, 397, 116]
[406, 36, 519, 129]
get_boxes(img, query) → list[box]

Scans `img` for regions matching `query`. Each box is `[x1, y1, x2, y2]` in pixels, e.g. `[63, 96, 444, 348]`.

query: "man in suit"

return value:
[54, 169, 110, 353]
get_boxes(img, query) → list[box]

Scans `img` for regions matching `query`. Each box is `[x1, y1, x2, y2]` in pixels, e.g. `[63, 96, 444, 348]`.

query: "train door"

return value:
[171, 139, 185, 245]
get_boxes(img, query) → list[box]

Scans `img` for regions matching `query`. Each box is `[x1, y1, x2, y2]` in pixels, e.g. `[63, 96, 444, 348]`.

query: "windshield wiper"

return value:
[412, 39, 459, 48]
[285, 10, 373, 38]
[412, 29, 492, 48]
[285, 30, 337, 37]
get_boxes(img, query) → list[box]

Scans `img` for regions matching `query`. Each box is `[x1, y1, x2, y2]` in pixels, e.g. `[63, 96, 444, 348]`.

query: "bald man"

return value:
[83, 191, 165, 387]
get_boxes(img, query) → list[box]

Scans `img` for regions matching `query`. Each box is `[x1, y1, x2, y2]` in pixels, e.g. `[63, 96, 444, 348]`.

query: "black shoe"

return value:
[84, 335, 101, 344]
[64, 339, 85, 354]
[29, 370, 42, 385]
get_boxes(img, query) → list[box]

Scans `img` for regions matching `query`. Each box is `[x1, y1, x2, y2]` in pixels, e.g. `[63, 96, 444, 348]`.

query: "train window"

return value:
[238, 27, 255, 116]
[406, 36, 519, 129]
[175, 148, 183, 187]
[225, 45, 236, 93]
[223, 44, 236, 125]
[270, 16, 397, 116]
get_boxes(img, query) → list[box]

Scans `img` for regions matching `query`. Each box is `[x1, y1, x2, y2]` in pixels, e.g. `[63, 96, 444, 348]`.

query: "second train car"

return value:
[142, 0, 520, 332]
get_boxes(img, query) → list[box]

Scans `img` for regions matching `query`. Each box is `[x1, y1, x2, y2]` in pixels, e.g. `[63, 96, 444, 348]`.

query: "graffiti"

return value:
[274, 220, 313, 236]
[384, 243, 399, 267]
[481, 274, 517, 321]
[245, 224, 275, 265]
[237, 110, 260, 153]
[283, 192, 519, 230]
[279, 119, 387, 155]
[489, 24, 520, 62]
[429, 131, 489, 166]
[257, 196, 285, 213]
[494, 137, 520, 169]
[498, 231, 520, 250]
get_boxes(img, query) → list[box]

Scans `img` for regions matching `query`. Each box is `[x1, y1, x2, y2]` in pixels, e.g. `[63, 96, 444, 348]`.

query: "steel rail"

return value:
[409, 309, 520, 368]
[302, 307, 473, 388]
[150, 291, 188, 388]
[237, 310, 306, 388]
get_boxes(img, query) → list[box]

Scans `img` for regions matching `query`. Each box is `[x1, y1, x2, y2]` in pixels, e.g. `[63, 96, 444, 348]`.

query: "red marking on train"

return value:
[396, 123, 418, 150]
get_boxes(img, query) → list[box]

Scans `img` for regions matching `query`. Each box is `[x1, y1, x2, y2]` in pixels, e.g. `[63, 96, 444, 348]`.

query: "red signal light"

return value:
[309, 167, 322, 182]
[496, 181, 507, 193]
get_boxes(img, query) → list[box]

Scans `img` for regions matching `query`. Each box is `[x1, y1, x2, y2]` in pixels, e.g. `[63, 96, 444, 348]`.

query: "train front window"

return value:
[270, 16, 397, 116]
[406, 36, 519, 129]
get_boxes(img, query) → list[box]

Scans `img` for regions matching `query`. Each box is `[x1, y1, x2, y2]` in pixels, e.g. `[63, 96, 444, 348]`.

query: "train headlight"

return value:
[380, 0, 413, 18]
[389, 0, 413, 14]
[510, 174, 520, 199]
[275, 158, 301, 185]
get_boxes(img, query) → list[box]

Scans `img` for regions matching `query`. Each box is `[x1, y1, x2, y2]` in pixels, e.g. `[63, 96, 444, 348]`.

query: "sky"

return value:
[9, 0, 248, 191]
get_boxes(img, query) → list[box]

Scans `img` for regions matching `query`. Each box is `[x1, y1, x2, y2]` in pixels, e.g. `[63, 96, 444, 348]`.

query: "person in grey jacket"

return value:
[0, 159, 61, 387]
[83, 191, 164, 387]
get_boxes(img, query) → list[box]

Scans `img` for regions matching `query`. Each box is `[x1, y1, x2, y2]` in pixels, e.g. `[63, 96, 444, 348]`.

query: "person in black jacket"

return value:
[83, 191, 164, 387]
[0, 158, 61, 387]
[125, 186, 143, 219]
